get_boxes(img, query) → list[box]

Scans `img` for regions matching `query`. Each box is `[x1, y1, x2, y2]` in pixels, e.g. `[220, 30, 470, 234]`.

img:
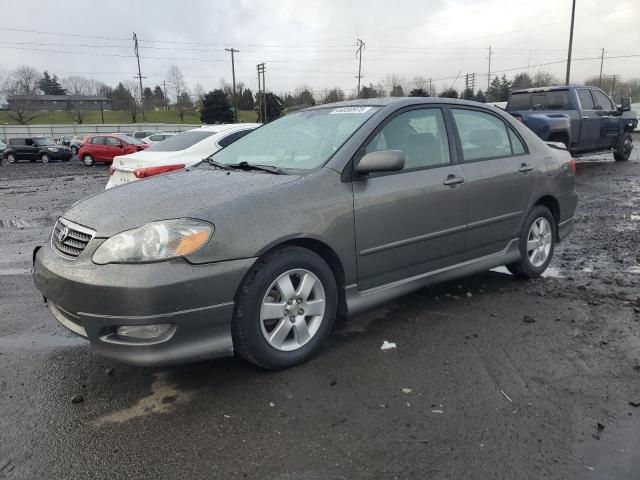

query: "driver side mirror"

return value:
[619, 97, 632, 112]
[356, 150, 405, 175]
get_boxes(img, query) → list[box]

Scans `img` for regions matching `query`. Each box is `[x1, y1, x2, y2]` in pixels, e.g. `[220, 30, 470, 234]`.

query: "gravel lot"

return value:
[1, 142, 640, 480]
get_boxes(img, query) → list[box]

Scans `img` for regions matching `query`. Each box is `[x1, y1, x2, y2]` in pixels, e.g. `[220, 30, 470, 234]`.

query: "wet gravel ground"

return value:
[1, 143, 640, 480]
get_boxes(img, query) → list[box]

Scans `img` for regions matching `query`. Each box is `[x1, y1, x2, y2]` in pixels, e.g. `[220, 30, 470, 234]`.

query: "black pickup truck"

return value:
[506, 86, 636, 161]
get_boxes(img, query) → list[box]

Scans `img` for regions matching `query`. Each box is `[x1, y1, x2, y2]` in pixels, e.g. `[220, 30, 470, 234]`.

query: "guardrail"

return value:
[0, 123, 199, 139]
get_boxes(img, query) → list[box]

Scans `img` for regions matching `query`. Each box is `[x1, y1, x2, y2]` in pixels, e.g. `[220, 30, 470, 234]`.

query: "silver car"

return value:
[33, 98, 577, 369]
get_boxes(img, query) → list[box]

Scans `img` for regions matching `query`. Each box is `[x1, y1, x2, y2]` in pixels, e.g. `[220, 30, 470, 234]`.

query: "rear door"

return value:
[353, 106, 467, 291]
[90, 136, 106, 161]
[576, 88, 601, 150]
[24, 138, 39, 160]
[104, 136, 123, 161]
[450, 107, 540, 260]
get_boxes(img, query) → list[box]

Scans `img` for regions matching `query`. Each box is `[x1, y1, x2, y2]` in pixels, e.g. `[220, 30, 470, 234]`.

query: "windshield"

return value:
[147, 131, 216, 152]
[210, 106, 380, 172]
[33, 137, 55, 146]
[116, 135, 144, 145]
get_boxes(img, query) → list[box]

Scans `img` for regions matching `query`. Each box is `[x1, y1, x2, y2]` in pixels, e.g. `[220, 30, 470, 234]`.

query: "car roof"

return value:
[511, 85, 586, 94]
[194, 123, 261, 133]
[303, 97, 503, 111]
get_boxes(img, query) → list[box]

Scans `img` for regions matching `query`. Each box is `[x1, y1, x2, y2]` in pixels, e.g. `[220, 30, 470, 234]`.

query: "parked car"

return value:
[506, 86, 635, 161]
[33, 98, 577, 369]
[106, 124, 259, 189]
[0, 140, 6, 155]
[78, 134, 149, 166]
[68, 135, 86, 155]
[131, 130, 157, 140]
[140, 132, 177, 145]
[58, 135, 72, 147]
[3, 137, 72, 163]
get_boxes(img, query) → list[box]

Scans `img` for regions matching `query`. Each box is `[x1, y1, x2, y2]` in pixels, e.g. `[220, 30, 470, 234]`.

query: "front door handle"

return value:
[518, 163, 534, 173]
[443, 175, 465, 186]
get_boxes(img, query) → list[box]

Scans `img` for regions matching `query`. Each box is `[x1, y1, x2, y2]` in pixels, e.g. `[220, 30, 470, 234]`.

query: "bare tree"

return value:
[532, 71, 560, 87]
[123, 81, 141, 122]
[61, 75, 96, 96]
[166, 65, 188, 103]
[10, 66, 41, 95]
[192, 83, 205, 111]
[2, 71, 39, 124]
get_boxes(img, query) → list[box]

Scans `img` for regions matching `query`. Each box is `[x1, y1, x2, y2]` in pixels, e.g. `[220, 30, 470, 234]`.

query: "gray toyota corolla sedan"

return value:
[33, 98, 577, 369]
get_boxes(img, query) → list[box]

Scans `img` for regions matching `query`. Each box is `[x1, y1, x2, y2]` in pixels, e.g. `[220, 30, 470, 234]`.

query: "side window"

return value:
[218, 129, 252, 148]
[577, 89, 595, 110]
[104, 137, 120, 146]
[592, 90, 614, 111]
[452, 109, 514, 161]
[149, 135, 161, 141]
[91, 137, 105, 145]
[364, 108, 450, 170]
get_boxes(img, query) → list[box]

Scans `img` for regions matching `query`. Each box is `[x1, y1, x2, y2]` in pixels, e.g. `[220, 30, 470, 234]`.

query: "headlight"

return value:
[48, 147, 59, 152]
[92, 219, 213, 264]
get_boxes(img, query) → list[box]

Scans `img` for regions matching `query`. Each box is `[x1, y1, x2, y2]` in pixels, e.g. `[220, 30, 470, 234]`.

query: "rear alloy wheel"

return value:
[6, 153, 16, 164]
[506, 205, 556, 279]
[71, 146, 78, 156]
[41, 153, 51, 164]
[232, 246, 337, 369]
[614, 133, 633, 162]
[82, 154, 94, 166]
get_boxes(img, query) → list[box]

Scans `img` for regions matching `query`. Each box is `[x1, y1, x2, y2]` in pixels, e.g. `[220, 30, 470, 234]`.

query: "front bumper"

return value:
[33, 243, 256, 366]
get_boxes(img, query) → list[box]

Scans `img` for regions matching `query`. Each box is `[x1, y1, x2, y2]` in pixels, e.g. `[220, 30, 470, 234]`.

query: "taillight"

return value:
[134, 164, 185, 179]
[109, 165, 115, 176]
[568, 159, 576, 174]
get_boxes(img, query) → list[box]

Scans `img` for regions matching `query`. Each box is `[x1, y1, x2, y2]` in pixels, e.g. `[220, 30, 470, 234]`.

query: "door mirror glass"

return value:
[620, 97, 631, 112]
[356, 150, 405, 175]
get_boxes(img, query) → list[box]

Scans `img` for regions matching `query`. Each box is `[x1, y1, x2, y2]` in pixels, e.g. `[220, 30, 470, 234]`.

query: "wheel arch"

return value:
[532, 195, 561, 240]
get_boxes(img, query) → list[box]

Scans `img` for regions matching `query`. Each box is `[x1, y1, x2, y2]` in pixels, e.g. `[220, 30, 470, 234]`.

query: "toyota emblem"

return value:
[58, 226, 69, 243]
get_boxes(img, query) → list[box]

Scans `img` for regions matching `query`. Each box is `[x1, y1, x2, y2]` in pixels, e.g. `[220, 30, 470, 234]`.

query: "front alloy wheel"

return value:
[41, 153, 50, 164]
[6, 153, 16, 163]
[526, 217, 552, 267]
[233, 246, 337, 369]
[83, 154, 94, 166]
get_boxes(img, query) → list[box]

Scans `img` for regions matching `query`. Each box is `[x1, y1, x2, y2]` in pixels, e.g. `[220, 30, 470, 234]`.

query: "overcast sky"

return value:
[1, 0, 638, 97]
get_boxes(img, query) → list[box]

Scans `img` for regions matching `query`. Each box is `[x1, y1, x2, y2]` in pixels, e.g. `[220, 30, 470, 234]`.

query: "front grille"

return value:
[51, 218, 95, 260]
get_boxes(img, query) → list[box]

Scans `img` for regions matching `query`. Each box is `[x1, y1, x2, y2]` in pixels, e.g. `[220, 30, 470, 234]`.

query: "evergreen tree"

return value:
[439, 88, 459, 98]
[239, 88, 254, 110]
[498, 75, 512, 101]
[200, 90, 234, 124]
[39, 71, 66, 95]
[486, 76, 502, 102]
[321, 87, 345, 103]
[298, 89, 315, 106]
[359, 84, 379, 99]
[511, 73, 533, 91]
[408, 88, 429, 97]
[390, 85, 405, 97]
[256, 93, 284, 122]
[471, 90, 487, 103]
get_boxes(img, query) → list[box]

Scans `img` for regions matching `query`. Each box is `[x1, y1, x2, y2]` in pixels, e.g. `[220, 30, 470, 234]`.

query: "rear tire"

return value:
[506, 206, 556, 279]
[232, 246, 338, 369]
[614, 133, 633, 161]
[6, 153, 16, 164]
[82, 154, 94, 166]
[41, 153, 50, 164]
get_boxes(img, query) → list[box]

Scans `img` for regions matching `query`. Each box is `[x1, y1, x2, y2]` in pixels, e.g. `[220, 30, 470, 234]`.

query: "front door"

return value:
[353, 106, 467, 291]
[449, 107, 539, 260]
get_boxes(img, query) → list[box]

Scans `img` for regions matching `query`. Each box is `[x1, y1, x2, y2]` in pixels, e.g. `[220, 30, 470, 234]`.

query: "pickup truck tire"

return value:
[613, 133, 633, 162]
[506, 206, 556, 279]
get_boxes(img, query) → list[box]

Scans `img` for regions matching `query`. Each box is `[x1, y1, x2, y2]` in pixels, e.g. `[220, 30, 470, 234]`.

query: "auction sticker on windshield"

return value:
[330, 107, 373, 114]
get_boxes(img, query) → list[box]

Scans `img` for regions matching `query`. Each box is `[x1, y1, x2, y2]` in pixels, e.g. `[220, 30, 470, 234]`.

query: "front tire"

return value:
[614, 133, 633, 161]
[6, 153, 16, 164]
[82, 154, 94, 166]
[232, 246, 338, 369]
[41, 153, 50, 164]
[506, 206, 556, 279]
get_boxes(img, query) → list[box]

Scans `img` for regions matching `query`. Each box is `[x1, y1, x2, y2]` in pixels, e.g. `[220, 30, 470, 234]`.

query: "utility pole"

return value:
[225, 48, 239, 122]
[487, 46, 492, 91]
[257, 63, 266, 122]
[428, 78, 432, 96]
[565, 0, 577, 85]
[610, 74, 619, 97]
[256, 65, 262, 122]
[355, 38, 365, 96]
[163, 81, 168, 111]
[598, 48, 605, 88]
[132, 32, 146, 122]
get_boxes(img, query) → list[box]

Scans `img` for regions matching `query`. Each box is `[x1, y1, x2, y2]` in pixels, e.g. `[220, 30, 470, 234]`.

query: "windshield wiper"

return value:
[227, 161, 285, 175]
[204, 158, 234, 170]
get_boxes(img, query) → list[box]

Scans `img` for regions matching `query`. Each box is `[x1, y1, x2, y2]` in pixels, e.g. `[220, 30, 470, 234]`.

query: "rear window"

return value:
[507, 90, 572, 111]
[9, 138, 26, 146]
[146, 131, 216, 152]
[116, 135, 144, 145]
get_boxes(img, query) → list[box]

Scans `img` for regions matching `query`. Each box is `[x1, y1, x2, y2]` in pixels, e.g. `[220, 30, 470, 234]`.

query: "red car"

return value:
[78, 134, 149, 166]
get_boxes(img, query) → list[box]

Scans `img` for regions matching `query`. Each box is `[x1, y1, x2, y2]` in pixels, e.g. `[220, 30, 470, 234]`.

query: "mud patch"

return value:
[0, 216, 56, 229]
[93, 372, 193, 426]
[0, 333, 86, 350]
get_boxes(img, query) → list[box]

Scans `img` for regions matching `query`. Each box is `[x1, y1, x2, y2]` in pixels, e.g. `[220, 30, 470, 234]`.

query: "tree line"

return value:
[1, 64, 638, 125]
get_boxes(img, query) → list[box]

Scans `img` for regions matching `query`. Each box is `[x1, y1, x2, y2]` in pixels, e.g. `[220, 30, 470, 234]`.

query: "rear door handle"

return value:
[518, 163, 534, 173]
[443, 175, 464, 186]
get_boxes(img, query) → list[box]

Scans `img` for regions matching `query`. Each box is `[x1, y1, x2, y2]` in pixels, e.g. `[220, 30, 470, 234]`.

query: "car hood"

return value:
[63, 167, 301, 237]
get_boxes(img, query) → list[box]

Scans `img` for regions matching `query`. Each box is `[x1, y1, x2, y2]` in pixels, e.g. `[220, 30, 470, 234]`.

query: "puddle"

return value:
[0, 216, 56, 229]
[93, 372, 193, 426]
[631, 214, 640, 221]
[0, 267, 31, 276]
[628, 266, 640, 274]
[0, 333, 86, 350]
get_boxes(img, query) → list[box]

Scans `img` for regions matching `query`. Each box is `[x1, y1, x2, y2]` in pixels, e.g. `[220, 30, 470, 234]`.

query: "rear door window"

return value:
[91, 137, 106, 145]
[452, 109, 526, 161]
[104, 137, 120, 146]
